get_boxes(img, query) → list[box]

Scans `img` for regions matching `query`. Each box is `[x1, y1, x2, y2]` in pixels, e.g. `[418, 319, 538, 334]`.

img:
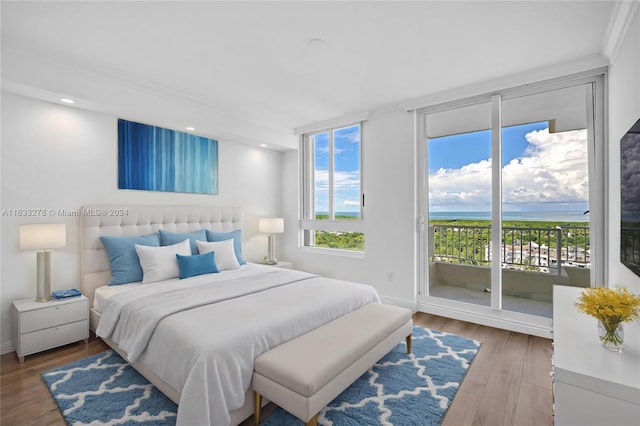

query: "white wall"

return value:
[0, 93, 284, 352]
[608, 6, 640, 293]
[282, 112, 417, 308]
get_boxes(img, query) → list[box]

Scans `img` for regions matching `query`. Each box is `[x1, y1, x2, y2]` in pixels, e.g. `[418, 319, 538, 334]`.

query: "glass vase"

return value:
[597, 320, 624, 352]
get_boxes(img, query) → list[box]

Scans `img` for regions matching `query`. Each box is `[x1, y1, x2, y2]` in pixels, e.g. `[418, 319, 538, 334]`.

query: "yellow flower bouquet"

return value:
[575, 287, 640, 351]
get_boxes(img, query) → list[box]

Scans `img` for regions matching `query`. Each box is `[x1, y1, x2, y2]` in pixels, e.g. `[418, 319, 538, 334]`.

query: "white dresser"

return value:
[552, 285, 640, 425]
[12, 295, 89, 363]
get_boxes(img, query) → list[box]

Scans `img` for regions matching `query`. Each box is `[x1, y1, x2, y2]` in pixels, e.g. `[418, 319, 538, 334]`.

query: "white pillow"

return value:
[135, 239, 191, 283]
[196, 239, 240, 271]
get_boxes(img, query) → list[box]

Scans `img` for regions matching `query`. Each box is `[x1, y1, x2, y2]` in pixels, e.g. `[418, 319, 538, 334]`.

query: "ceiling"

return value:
[1, 1, 619, 150]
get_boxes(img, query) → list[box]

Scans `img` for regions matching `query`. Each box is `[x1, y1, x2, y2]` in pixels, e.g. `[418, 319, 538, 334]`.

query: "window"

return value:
[301, 123, 364, 252]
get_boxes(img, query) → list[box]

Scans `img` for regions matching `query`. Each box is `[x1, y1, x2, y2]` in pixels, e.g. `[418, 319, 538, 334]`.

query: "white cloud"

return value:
[313, 170, 360, 192]
[313, 170, 361, 211]
[429, 128, 588, 210]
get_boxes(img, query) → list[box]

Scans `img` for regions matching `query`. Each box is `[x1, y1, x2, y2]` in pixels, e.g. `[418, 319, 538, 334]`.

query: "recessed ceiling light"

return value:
[307, 38, 326, 48]
[186, 127, 195, 131]
[60, 98, 74, 104]
[260, 144, 267, 147]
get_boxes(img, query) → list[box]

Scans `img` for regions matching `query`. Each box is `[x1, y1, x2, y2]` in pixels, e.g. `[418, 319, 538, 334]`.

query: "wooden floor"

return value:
[0, 313, 553, 426]
[413, 312, 553, 426]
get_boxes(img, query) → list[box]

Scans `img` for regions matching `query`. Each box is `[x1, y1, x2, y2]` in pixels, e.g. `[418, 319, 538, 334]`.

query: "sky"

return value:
[428, 121, 590, 213]
[313, 124, 361, 215]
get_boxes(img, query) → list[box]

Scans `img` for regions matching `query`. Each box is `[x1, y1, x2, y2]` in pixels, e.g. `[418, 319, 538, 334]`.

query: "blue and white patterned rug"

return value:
[261, 326, 480, 425]
[42, 350, 177, 425]
[43, 326, 480, 426]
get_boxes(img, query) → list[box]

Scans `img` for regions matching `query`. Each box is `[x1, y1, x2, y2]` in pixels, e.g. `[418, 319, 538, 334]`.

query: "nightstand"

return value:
[271, 261, 293, 269]
[12, 295, 89, 363]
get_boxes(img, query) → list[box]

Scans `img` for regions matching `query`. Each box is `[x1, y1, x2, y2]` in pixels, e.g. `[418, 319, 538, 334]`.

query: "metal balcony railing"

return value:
[429, 224, 590, 275]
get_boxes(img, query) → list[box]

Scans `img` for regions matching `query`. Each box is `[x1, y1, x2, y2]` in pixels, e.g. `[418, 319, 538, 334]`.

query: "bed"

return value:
[80, 205, 380, 426]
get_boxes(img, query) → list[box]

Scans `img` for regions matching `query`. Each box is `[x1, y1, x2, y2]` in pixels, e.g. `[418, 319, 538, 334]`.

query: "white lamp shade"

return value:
[20, 224, 67, 250]
[259, 218, 284, 234]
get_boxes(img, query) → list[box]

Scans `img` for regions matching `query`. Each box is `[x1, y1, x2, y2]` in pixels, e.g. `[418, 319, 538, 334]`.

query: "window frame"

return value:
[300, 122, 365, 253]
[414, 71, 606, 337]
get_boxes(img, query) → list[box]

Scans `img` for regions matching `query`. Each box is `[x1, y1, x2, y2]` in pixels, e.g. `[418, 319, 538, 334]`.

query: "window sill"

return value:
[299, 246, 365, 259]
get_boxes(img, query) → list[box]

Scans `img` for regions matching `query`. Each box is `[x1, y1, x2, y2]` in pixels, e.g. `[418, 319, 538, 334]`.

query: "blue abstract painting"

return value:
[118, 119, 218, 194]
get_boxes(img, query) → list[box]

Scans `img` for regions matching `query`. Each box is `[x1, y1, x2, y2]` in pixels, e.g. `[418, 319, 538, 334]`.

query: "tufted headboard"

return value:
[80, 205, 242, 310]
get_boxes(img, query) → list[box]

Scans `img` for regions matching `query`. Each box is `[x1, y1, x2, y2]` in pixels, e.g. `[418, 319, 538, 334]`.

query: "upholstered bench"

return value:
[252, 303, 413, 426]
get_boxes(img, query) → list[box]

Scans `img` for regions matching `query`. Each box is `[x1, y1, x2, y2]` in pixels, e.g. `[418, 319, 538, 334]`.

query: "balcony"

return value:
[428, 224, 590, 317]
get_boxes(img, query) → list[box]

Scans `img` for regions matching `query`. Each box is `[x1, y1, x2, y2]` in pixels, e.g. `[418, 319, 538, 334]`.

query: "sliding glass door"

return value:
[418, 74, 604, 329]
[500, 85, 593, 317]
[426, 101, 493, 307]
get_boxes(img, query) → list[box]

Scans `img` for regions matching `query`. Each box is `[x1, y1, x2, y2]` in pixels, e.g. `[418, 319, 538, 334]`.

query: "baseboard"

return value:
[380, 296, 418, 312]
[1, 340, 15, 355]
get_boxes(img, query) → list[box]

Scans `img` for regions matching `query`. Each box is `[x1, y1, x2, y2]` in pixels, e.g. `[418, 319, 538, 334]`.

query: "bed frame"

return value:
[79, 204, 256, 425]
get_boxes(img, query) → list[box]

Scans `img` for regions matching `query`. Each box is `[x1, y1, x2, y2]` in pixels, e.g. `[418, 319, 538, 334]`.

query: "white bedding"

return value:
[94, 281, 140, 312]
[96, 264, 380, 426]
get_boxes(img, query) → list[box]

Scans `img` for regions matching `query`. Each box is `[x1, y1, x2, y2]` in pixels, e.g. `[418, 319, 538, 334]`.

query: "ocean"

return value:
[325, 211, 589, 222]
[429, 211, 589, 222]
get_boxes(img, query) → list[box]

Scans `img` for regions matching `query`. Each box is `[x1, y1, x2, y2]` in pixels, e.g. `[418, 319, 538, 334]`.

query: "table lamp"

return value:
[258, 218, 284, 265]
[20, 223, 66, 302]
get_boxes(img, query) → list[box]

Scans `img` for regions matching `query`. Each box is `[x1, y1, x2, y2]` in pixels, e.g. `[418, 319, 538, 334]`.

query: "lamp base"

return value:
[35, 251, 51, 303]
[264, 234, 279, 265]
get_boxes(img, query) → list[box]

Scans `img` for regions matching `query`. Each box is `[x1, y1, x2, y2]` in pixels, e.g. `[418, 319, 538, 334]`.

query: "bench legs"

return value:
[406, 334, 412, 354]
[254, 391, 261, 426]
[253, 390, 318, 426]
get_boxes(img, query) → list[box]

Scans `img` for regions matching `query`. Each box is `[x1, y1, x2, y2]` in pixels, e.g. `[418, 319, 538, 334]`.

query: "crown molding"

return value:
[1, 41, 294, 138]
[2, 81, 297, 152]
[2, 40, 230, 117]
[603, 0, 640, 62]
[398, 54, 609, 112]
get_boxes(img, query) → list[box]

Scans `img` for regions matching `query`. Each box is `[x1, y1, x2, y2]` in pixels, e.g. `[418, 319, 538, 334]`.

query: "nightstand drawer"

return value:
[20, 320, 88, 356]
[21, 300, 87, 333]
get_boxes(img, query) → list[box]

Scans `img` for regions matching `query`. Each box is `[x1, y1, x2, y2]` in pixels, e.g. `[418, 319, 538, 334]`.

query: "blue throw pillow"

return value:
[206, 229, 246, 265]
[176, 252, 219, 279]
[100, 233, 160, 286]
[158, 229, 207, 255]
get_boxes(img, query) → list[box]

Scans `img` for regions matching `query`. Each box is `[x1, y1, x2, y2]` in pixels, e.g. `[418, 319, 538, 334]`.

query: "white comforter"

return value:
[96, 264, 380, 426]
